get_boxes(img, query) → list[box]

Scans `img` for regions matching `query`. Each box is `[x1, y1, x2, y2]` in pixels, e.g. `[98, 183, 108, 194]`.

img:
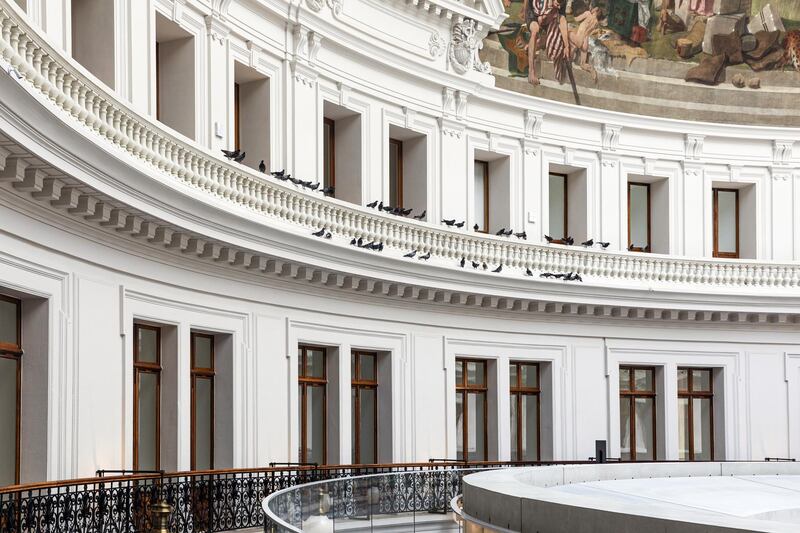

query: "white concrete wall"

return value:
[1, 201, 800, 480]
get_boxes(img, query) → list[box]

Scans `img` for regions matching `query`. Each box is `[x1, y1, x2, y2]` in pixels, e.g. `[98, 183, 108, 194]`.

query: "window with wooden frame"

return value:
[474, 160, 489, 233]
[548, 173, 568, 242]
[619, 366, 656, 461]
[233, 82, 240, 152]
[298, 345, 327, 465]
[678, 368, 713, 461]
[713, 188, 739, 258]
[628, 182, 651, 252]
[323, 118, 335, 191]
[351, 351, 377, 464]
[133, 324, 161, 471]
[0, 295, 22, 486]
[389, 139, 403, 207]
[510, 362, 540, 462]
[191, 332, 215, 470]
[455, 358, 488, 461]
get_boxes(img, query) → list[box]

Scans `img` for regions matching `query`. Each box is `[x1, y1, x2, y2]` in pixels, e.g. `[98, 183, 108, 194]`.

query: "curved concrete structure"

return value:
[463, 462, 800, 532]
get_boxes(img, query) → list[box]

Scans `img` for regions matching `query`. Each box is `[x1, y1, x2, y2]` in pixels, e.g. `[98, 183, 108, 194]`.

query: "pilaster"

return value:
[438, 117, 467, 222]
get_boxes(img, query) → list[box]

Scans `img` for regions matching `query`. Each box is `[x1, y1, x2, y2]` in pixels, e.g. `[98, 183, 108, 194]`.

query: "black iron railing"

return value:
[0, 461, 571, 533]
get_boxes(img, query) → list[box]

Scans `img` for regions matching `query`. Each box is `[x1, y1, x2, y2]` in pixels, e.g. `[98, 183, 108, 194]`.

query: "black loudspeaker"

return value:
[595, 440, 607, 463]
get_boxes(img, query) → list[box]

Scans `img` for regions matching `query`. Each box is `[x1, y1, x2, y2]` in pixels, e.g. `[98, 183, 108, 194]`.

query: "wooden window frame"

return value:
[190, 332, 215, 471]
[389, 138, 404, 208]
[455, 357, 488, 462]
[298, 345, 327, 465]
[133, 324, 161, 471]
[233, 82, 241, 152]
[474, 160, 490, 233]
[548, 173, 568, 243]
[0, 294, 22, 484]
[323, 117, 336, 190]
[678, 367, 714, 461]
[619, 366, 656, 461]
[712, 188, 740, 258]
[510, 361, 541, 462]
[351, 351, 378, 465]
[627, 181, 651, 253]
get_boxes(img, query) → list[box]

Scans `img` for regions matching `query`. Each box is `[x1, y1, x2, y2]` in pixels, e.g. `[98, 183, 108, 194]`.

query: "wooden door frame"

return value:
[190, 332, 216, 471]
[474, 160, 490, 233]
[0, 293, 22, 484]
[389, 138, 404, 207]
[455, 358, 488, 461]
[351, 351, 378, 464]
[298, 345, 328, 465]
[323, 117, 336, 190]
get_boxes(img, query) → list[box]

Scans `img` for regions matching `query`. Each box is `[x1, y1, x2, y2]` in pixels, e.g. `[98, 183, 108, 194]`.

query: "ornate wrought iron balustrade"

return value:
[0, 461, 563, 533]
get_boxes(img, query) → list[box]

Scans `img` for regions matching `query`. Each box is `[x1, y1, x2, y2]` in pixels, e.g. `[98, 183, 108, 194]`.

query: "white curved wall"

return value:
[0, 0, 798, 484]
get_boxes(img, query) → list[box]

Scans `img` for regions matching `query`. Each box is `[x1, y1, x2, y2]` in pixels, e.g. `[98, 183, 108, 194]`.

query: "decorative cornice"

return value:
[439, 116, 464, 139]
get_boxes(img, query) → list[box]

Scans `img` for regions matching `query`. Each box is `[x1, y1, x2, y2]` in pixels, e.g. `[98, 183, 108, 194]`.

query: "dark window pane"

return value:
[467, 361, 485, 386]
[510, 396, 518, 460]
[693, 397, 713, 460]
[136, 327, 159, 363]
[306, 385, 325, 464]
[692, 369, 712, 392]
[522, 394, 539, 461]
[137, 371, 159, 470]
[509, 364, 518, 388]
[677, 369, 689, 392]
[0, 357, 18, 485]
[359, 353, 376, 381]
[716, 190, 737, 254]
[474, 162, 487, 232]
[306, 348, 325, 378]
[634, 368, 653, 392]
[619, 398, 631, 460]
[323, 120, 333, 189]
[521, 364, 538, 389]
[0, 299, 18, 347]
[351, 388, 356, 462]
[194, 377, 213, 470]
[678, 397, 689, 461]
[548, 174, 566, 239]
[629, 183, 649, 249]
[455, 360, 463, 387]
[455, 392, 464, 460]
[619, 368, 630, 391]
[634, 397, 655, 460]
[468, 391, 485, 461]
[359, 388, 377, 464]
[389, 140, 400, 207]
[193, 335, 213, 369]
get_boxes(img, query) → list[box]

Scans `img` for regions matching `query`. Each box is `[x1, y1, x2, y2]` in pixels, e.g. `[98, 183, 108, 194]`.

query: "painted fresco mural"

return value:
[488, 0, 800, 124]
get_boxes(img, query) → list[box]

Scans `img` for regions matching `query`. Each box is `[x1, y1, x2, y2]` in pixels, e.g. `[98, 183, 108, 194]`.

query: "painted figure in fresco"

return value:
[568, 6, 603, 77]
[506, 0, 573, 85]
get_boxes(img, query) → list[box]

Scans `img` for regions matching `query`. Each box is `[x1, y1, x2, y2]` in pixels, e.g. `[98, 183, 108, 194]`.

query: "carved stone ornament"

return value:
[429, 31, 446, 58]
[306, 0, 324, 11]
[307, 0, 341, 15]
[449, 19, 491, 75]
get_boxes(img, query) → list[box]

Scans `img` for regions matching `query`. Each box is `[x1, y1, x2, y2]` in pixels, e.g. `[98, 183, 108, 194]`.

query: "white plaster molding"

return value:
[455, 90, 468, 119]
[428, 31, 446, 58]
[204, 14, 230, 44]
[439, 117, 464, 139]
[685, 134, 704, 160]
[774, 139, 794, 166]
[442, 87, 456, 116]
[524, 110, 544, 139]
[448, 18, 490, 75]
[602, 124, 622, 152]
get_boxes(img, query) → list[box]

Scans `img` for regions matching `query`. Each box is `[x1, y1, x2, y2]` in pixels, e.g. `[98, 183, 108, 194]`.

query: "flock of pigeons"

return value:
[222, 149, 335, 196]
[221, 149, 591, 283]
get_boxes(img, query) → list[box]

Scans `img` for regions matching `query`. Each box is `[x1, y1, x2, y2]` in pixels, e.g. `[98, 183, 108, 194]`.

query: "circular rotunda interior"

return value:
[0, 0, 797, 531]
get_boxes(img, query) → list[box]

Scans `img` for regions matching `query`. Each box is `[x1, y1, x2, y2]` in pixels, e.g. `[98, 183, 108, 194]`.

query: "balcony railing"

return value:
[0, 0, 797, 295]
[0, 461, 567, 533]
